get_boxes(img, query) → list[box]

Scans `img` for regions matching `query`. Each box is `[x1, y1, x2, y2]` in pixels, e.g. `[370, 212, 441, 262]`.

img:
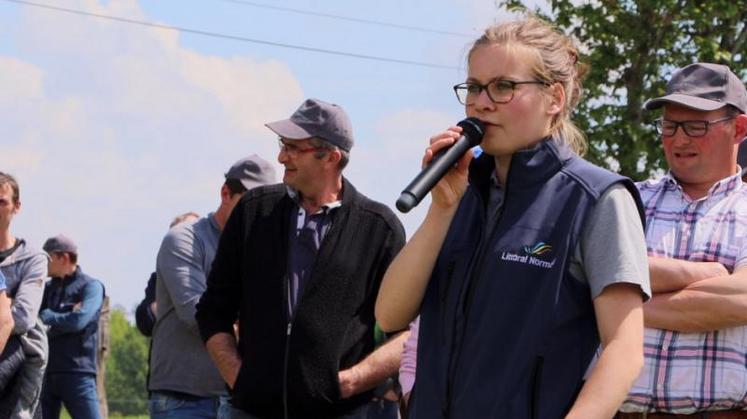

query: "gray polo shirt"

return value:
[487, 179, 650, 300]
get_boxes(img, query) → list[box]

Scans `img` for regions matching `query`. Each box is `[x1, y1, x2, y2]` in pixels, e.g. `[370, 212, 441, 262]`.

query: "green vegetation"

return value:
[105, 309, 149, 416]
[500, 0, 746, 180]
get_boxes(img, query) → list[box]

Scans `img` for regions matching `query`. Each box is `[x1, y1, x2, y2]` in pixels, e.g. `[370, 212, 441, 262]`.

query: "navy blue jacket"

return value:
[41, 267, 105, 375]
[410, 140, 644, 419]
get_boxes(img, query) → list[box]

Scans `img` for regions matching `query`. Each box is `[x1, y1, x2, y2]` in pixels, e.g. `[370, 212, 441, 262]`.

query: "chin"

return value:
[479, 144, 513, 158]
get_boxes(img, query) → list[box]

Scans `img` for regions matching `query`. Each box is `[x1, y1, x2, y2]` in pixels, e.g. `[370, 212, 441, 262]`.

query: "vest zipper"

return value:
[282, 211, 340, 419]
[445, 168, 511, 417]
[443, 187, 489, 418]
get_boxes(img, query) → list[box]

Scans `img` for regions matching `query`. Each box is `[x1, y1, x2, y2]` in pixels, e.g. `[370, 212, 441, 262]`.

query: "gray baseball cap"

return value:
[644, 63, 747, 113]
[265, 98, 354, 152]
[225, 154, 276, 191]
[43, 235, 78, 255]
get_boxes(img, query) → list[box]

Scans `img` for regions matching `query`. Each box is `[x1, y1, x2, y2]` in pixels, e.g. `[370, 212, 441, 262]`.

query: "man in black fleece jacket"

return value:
[196, 98, 407, 419]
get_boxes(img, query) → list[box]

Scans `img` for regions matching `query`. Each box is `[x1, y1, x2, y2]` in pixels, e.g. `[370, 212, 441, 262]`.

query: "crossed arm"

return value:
[40, 280, 104, 336]
[644, 256, 747, 332]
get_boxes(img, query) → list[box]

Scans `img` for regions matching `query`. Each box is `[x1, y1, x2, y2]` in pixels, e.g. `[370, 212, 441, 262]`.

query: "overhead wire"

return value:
[213, 0, 474, 38]
[0, 0, 460, 70]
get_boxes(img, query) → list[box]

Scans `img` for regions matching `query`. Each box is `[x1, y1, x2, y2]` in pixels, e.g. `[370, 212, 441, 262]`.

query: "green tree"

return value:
[499, 0, 746, 180]
[106, 309, 149, 416]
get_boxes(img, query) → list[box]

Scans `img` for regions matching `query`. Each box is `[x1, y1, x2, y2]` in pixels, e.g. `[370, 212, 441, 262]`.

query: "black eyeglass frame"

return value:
[654, 116, 736, 138]
[453, 79, 550, 105]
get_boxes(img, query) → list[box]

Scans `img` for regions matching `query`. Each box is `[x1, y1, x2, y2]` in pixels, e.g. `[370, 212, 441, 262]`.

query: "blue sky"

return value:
[0, 0, 543, 313]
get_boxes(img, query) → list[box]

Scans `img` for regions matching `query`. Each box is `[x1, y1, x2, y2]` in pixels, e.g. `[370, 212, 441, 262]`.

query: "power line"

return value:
[1, 0, 460, 70]
[213, 0, 474, 38]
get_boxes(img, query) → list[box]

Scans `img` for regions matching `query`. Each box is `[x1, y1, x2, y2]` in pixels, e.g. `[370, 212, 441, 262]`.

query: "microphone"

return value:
[396, 117, 485, 213]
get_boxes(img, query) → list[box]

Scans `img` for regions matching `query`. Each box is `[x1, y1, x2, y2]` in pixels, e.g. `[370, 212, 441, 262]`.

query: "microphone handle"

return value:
[396, 138, 473, 213]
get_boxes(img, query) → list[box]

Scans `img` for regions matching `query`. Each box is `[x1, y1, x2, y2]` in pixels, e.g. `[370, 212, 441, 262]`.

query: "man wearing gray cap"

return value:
[617, 63, 747, 418]
[196, 98, 407, 418]
[149, 155, 275, 419]
[39, 235, 105, 419]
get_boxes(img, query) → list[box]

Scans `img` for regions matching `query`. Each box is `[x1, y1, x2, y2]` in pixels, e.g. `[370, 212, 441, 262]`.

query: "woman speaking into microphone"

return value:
[376, 15, 650, 419]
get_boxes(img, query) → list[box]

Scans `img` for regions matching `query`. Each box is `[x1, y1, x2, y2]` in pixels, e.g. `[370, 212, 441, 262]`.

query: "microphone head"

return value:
[456, 117, 485, 147]
[395, 192, 417, 213]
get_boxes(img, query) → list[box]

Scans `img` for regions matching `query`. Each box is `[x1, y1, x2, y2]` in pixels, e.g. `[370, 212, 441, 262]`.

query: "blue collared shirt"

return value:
[285, 187, 341, 316]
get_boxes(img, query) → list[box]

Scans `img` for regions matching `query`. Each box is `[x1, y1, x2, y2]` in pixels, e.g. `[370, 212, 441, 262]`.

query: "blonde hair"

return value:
[468, 15, 588, 156]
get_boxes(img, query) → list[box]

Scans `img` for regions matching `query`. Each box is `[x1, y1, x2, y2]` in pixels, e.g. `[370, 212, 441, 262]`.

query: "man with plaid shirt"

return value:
[617, 63, 747, 418]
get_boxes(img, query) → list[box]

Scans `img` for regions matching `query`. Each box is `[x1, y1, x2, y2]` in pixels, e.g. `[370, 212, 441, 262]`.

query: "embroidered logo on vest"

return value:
[501, 242, 556, 269]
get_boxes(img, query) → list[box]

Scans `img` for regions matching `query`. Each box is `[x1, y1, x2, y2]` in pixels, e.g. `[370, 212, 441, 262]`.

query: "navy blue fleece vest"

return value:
[410, 140, 644, 419]
[42, 268, 103, 374]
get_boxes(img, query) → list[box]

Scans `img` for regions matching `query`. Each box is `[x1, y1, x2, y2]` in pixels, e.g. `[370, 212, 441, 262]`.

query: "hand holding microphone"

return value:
[396, 118, 485, 213]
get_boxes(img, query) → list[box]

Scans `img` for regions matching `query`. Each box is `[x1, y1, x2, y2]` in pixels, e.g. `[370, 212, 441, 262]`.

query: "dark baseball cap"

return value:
[43, 235, 78, 255]
[265, 98, 354, 152]
[644, 63, 747, 113]
[225, 154, 276, 191]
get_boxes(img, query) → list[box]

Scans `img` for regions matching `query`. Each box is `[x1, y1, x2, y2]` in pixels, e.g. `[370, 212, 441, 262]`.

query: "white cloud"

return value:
[1, 0, 303, 311]
[0, 0, 495, 312]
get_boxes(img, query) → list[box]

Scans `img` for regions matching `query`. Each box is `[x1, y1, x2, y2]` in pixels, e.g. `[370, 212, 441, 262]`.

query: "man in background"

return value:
[0, 171, 48, 419]
[149, 156, 275, 419]
[39, 235, 105, 419]
[197, 99, 407, 419]
[618, 63, 747, 417]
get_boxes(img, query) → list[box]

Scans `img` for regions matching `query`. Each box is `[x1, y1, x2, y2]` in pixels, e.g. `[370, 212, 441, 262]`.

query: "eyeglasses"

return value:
[654, 116, 736, 138]
[453, 79, 549, 105]
[278, 139, 326, 157]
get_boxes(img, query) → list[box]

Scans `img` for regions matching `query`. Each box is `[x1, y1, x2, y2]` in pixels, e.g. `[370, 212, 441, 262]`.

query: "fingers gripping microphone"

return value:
[396, 117, 485, 213]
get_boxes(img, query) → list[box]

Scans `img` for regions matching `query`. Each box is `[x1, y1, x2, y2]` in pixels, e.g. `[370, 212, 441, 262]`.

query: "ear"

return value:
[219, 184, 231, 203]
[326, 149, 342, 167]
[546, 83, 565, 117]
[734, 114, 747, 144]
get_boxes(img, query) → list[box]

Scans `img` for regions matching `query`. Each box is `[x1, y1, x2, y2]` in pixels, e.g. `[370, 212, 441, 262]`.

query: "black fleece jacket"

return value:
[196, 179, 405, 419]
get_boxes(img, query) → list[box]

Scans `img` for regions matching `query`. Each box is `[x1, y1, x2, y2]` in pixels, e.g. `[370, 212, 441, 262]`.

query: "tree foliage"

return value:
[499, 0, 747, 180]
[105, 309, 149, 416]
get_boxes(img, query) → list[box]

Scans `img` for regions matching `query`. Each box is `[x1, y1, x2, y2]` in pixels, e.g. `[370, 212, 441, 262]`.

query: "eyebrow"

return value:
[466, 76, 494, 83]
[465, 76, 521, 84]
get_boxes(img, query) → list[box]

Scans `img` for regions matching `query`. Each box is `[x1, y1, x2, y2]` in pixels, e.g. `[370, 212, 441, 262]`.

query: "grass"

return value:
[60, 409, 147, 419]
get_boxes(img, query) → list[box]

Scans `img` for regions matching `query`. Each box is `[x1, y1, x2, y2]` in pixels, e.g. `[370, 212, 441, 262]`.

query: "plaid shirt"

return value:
[621, 171, 747, 414]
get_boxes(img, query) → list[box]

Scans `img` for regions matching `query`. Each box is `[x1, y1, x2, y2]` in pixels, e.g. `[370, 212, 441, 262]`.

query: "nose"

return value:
[472, 88, 496, 113]
[278, 147, 288, 164]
